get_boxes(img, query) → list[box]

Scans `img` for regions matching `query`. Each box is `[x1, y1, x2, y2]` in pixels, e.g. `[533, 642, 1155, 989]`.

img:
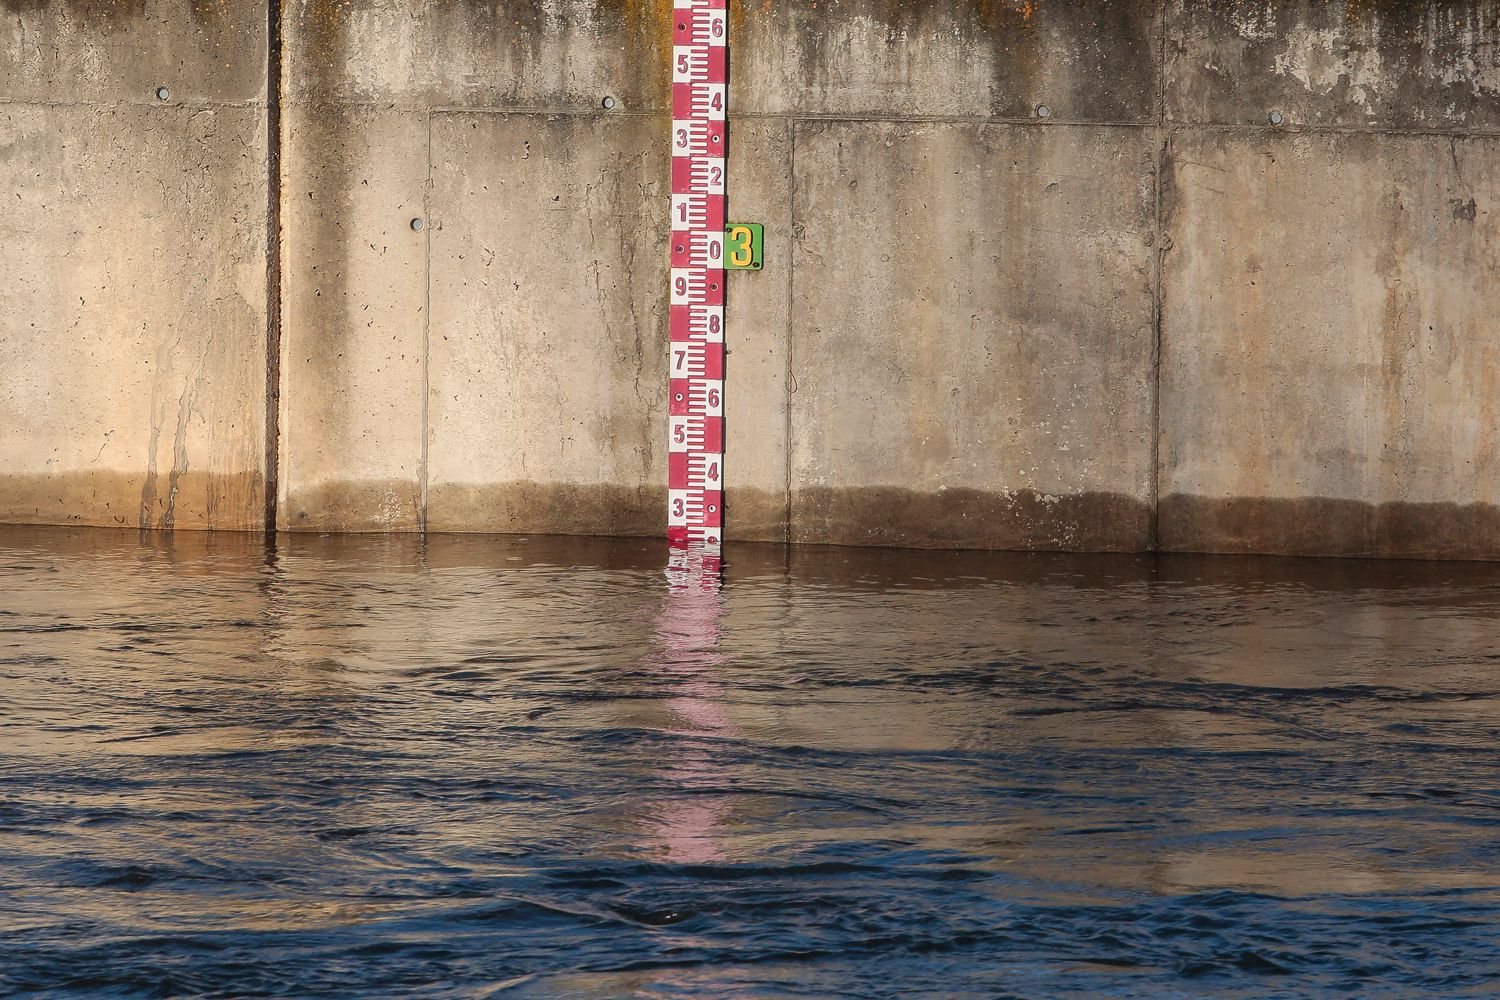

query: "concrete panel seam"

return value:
[1155, 0, 1167, 127]
[420, 111, 433, 536]
[783, 116, 796, 548]
[1150, 0, 1168, 551]
[738, 111, 1158, 127]
[279, 104, 1500, 139]
[0, 99, 268, 110]
[299, 103, 1155, 128]
[291, 102, 671, 117]
[1165, 122, 1500, 139]
[786, 119, 804, 546]
[773, 115, 1500, 138]
[425, 108, 665, 122]
[428, 105, 668, 117]
[264, 0, 284, 535]
[431, 107, 1156, 129]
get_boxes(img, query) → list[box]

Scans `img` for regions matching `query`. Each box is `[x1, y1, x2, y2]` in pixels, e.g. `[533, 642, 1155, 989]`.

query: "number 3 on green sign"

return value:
[724, 223, 762, 271]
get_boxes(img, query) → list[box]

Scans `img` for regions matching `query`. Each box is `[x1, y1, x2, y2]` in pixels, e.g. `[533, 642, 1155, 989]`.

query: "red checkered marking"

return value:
[668, 0, 727, 552]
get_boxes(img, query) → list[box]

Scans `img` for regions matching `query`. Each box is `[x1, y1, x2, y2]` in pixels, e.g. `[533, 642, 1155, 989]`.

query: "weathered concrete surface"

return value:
[281, 2, 798, 541]
[283, 0, 674, 110]
[425, 112, 669, 536]
[284, 0, 1161, 121]
[722, 118, 793, 543]
[278, 104, 428, 532]
[278, 1, 679, 537]
[10, 0, 1500, 560]
[278, 0, 435, 533]
[1167, 0, 1500, 129]
[1160, 131, 1500, 559]
[273, 0, 1156, 546]
[789, 122, 1157, 550]
[0, 103, 268, 530]
[0, 0, 265, 105]
[733, 0, 1160, 121]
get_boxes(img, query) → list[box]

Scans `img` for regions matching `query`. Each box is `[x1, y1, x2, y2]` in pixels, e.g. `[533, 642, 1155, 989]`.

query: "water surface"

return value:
[4, 526, 1500, 997]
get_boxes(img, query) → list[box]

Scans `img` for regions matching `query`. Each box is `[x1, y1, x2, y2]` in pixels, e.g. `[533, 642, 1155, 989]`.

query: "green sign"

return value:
[725, 223, 763, 270]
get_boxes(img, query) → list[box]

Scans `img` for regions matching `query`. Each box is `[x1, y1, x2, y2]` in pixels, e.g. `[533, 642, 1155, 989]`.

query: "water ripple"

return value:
[2, 527, 1500, 996]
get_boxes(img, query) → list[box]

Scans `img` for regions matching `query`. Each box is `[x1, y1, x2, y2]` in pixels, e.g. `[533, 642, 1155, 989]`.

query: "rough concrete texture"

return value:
[732, 0, 1160, 121]
[0, 102, 268, 530]
[278, 104, 428, 532]
[284, 0, 674, 111]
[790, 121, 1157, 550]
[279, 0, 679, 536]
[271, 0, 1166, 544]
[1160, 131, 1500, 559]
[1167, 0, 1500, 129]
[0, 0, 265, 105]
[722, 118, 793, 542]
[9, 1, 1500, 559]
[426, 112, 669, 536]
[281, 0, 1161, 119]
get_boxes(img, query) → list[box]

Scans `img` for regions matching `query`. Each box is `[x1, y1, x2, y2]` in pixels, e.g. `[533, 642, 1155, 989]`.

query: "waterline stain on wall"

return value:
[1161, 495, 1500, 561]
[0, 100, 268, 533]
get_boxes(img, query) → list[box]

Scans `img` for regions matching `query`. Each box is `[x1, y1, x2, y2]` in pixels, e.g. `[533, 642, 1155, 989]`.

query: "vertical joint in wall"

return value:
[263, 0, 284, 537]
[784, 119, 797, 549]
[1149, 0, 1168, 555]
[420, 112, 433, 536]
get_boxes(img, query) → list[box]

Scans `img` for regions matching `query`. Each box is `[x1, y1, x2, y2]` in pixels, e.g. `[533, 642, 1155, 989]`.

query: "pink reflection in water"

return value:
[644, 546, 738, 864]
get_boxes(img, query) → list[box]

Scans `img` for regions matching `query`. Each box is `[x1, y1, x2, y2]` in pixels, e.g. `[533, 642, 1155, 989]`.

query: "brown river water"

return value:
[3, 525, 1500, 997]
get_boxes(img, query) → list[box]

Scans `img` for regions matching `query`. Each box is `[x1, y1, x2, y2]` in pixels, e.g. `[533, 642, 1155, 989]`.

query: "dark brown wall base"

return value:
[278, 480, 1154, 552]
[15, 475, 1500, 564]
[281, 478, 422, 534]
[426, 482, 667, 538]
[1161, 495, 1500, 562]
[792, 488, 1152, 553]
[0, 471, 264, 532]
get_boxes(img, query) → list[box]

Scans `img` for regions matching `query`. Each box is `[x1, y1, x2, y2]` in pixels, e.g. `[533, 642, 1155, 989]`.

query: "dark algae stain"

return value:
[0, 0, 147, 21]
[0, 0, 152, 40]
[754, 0, 1157, 119]
[1161, 494, 1500, 561]
[427, 480, 667, 536]
[793, 486, 1152, 552]
[1169, 0, 1500, 128]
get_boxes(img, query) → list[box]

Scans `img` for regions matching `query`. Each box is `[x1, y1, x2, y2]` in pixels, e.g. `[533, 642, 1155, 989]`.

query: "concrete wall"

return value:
[274, 0, 1163, 548]
[4, 1, 1500, 559]
[0, 0, 269, 530]
[1159, 2, 1500, 559]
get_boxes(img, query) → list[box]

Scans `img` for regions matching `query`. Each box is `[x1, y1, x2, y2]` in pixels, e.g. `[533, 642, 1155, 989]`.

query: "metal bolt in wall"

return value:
[155, 87, 171, 102]
[1268, 111, 1284, 125]
[1035, 104, 1052, 119]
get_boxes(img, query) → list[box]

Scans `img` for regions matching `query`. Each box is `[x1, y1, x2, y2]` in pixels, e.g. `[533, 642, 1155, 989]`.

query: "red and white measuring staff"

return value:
[668, 0, 728, 549]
